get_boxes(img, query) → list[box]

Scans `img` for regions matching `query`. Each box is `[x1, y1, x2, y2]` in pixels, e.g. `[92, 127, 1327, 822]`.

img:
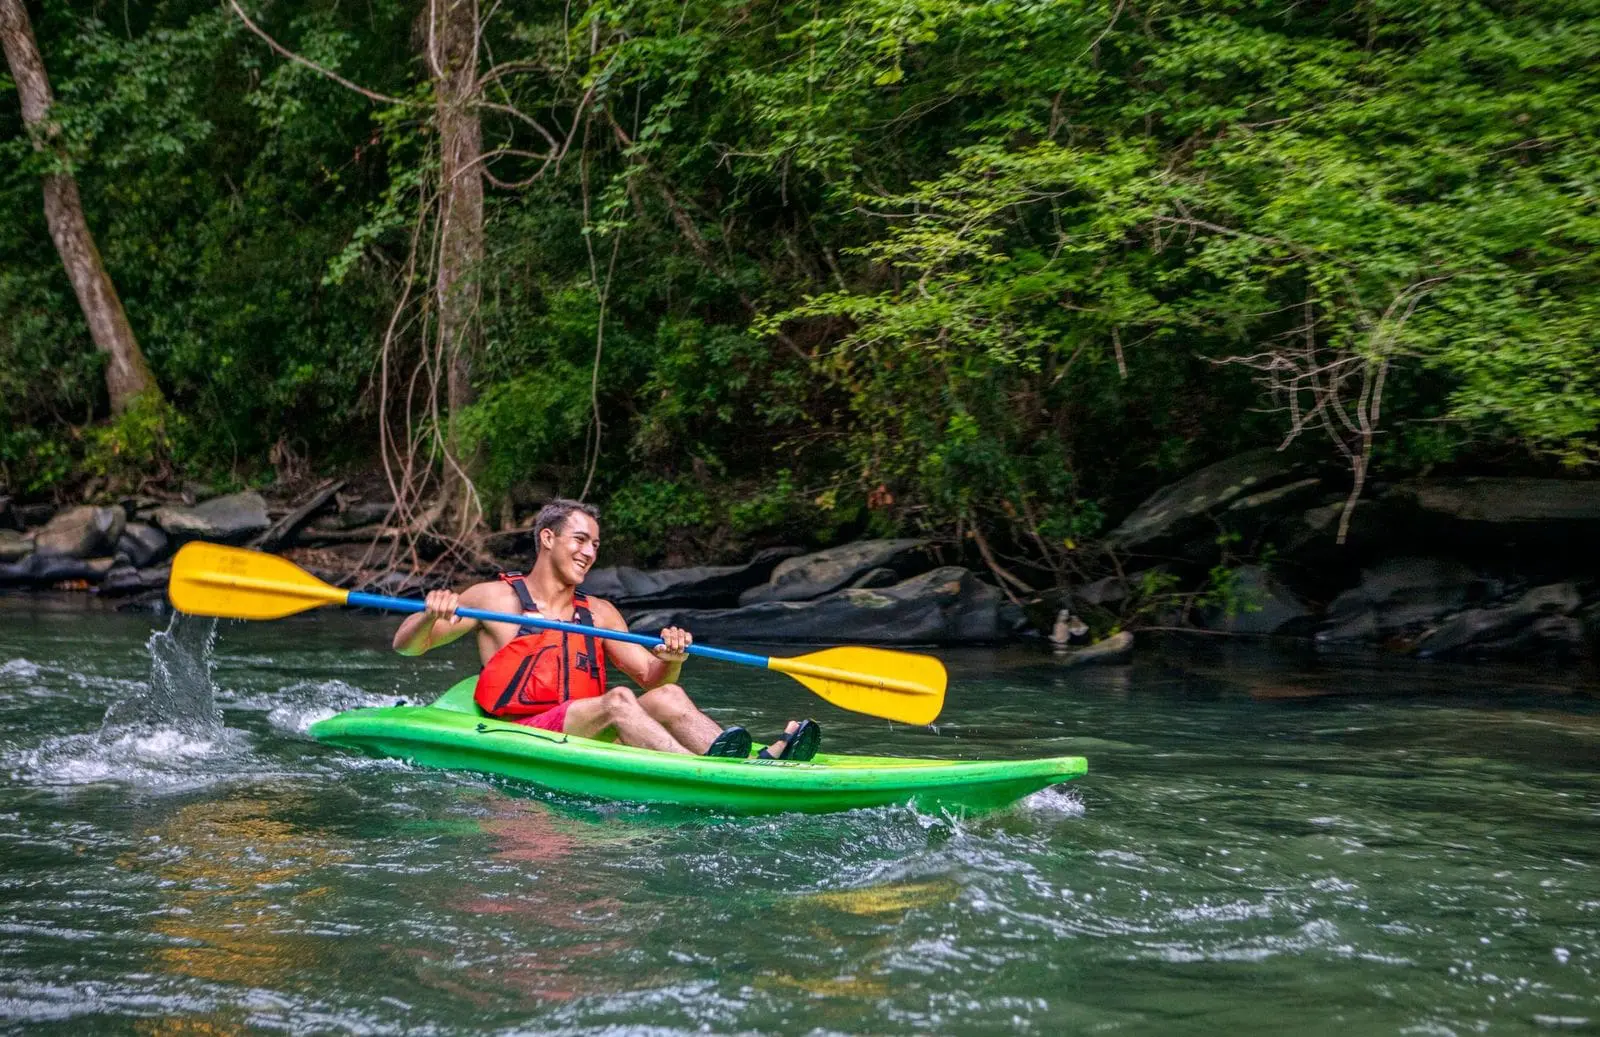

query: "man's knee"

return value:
[646, 683, 690, 706]
[601, 686, 639, 719]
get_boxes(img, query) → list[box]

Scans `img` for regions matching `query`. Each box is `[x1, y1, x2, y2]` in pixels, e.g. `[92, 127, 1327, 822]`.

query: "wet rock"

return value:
[33, 505, 125, 558]
[0, 529, 31, 564]
[114, 522, 170, 568]
[99, 563, 148, 596]
[1, 553, 118, 585]
[1056, 630, 1133, 667]
[581, 547, 803, 609]
[1201, 565, 1312, 635]
[631, 566, 1003, 644]
[739, 539, 932, 605]
[1316, 557, 1485, 643]
[1108, 448, 1301, 548]
[1416, 583, 1584, 659]
[152, 491, 271, 543]
[1073, 575, 1130, 608]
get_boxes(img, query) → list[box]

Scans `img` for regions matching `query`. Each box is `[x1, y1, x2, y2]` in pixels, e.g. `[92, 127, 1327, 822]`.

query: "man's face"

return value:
[540, 511, 600, 585]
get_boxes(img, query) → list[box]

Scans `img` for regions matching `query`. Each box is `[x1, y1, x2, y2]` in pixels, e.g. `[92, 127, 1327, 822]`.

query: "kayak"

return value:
[309, 677, 1087, 815]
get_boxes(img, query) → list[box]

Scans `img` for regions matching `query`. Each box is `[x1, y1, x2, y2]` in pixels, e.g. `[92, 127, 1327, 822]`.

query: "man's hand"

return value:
[652, 626, 693, 664]
[423, 589, 461, 622]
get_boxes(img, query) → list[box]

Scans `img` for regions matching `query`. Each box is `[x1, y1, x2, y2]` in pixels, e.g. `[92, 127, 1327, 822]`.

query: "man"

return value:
[392, 499, 820, 760]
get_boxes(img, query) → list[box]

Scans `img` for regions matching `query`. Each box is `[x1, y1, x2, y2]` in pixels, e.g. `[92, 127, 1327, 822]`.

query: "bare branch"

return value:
[226, 0, 406, 105]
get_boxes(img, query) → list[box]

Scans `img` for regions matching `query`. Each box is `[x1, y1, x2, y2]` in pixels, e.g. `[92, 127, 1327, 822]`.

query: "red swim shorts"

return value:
[513, 701, 570, 733]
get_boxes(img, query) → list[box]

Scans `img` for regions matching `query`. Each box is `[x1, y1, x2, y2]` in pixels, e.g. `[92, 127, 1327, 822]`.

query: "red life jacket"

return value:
[474, 574, 607, 718]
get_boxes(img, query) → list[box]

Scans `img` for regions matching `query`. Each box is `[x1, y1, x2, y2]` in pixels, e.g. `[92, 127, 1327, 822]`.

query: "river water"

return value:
[0, 597, 1595, 1034]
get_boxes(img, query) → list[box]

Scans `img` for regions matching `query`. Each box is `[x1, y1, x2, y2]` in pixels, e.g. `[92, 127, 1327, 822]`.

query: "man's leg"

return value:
[559, 687, 695, 754]
[636, 684, 724, 755]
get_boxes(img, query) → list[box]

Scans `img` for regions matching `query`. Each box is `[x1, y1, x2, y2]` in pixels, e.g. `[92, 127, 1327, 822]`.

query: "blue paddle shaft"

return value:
[346, 591, 768, 668]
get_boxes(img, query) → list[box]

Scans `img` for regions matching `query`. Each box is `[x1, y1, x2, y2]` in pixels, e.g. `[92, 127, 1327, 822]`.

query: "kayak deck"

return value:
[308, 677, 1087, 815]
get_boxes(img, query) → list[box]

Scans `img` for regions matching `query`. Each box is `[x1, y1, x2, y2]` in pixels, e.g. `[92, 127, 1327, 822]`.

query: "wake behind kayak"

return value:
[309, 677, 1087, 815]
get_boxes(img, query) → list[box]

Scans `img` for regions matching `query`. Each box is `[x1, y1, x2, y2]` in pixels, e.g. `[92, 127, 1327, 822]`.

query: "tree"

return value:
[0, 0, 161, 413]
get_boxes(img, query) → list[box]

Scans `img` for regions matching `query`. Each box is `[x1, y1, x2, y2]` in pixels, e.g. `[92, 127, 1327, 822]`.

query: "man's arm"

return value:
[588, 598, 690, 689]
[393, 584, 487, 656]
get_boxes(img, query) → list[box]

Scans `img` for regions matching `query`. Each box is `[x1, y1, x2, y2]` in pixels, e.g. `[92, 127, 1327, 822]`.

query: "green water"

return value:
[0, 598, 1596, 1034]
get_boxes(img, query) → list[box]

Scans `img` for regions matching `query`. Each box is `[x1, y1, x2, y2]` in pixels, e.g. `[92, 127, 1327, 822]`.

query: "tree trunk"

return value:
[424, 0, 484, 536]
[0, 0, 162, 414]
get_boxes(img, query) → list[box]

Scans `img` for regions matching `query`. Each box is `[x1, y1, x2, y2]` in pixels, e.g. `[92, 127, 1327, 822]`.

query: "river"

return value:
[1, 597, 1595, 1034]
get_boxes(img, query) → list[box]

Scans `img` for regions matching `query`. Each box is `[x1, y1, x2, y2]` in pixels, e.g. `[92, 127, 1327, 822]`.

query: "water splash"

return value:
[99, 612, 222, 735]
[8, 613, 243, 790]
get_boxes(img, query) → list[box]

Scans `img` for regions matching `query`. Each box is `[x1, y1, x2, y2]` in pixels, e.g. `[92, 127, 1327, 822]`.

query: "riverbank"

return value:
[3, 450, 1598, 661]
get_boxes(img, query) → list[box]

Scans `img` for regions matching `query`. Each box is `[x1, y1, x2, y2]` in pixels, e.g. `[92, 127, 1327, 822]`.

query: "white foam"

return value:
[1019, 785, 1086, 816]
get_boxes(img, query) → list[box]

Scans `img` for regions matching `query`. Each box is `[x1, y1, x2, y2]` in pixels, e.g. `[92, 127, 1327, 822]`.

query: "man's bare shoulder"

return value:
[458, 579, 520, 609]
[583, 594, 627, 629]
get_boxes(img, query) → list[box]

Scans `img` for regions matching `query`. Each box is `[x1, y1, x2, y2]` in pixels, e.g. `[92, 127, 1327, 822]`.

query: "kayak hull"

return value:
[309, 678, 1087, 815]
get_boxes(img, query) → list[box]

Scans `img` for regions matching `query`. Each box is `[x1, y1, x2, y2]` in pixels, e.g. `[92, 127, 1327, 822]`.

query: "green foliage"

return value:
[2, 0, 1596, 584]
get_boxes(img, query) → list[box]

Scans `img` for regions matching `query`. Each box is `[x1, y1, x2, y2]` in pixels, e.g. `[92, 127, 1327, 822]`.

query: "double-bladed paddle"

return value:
[166, 542, 946, 725]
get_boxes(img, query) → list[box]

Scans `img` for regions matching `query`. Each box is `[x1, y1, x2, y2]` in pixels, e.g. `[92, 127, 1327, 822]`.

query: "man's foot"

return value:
[757, 719, 821, 761]
[703, 726, 752, 758]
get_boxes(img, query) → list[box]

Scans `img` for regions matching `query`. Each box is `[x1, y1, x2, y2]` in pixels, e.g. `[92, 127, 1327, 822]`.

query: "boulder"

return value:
[1316, 557, 1485, 643]
[0, 529, 31, 563]
[1416, 583, 1584, 659]
[152, 491, 271, 543]
[581, 547, 803, 609]
[1108, 448, 1301, 548]
[1394, 478, 1600, 524]
[33, 505, 125, 558]
[1201, 565, 1312, 635]
[0, 553, 118, 585]
[738, 539, 932, 605]
[98, 563, 148, 596]
[630, 566, 1003, 644]
[114, 522, 170, 568]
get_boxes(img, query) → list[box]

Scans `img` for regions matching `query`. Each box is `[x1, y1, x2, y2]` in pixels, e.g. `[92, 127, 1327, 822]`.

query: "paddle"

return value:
[166, 542, 947, 725]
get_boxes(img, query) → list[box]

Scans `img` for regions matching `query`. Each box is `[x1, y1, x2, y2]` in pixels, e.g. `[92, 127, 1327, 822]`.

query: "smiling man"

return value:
[391, 498, 820, 760]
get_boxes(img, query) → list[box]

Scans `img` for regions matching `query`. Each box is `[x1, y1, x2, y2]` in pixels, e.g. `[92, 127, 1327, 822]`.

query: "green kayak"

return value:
[309, 677, 1087, 815]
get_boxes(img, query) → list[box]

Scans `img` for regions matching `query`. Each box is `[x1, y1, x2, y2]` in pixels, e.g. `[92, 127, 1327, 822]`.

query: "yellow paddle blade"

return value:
[168, 542, 349, 620]
[770, 646, 947, 726]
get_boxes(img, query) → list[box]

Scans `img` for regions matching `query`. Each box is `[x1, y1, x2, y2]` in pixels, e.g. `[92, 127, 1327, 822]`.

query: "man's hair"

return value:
[533, 498, 601, 553]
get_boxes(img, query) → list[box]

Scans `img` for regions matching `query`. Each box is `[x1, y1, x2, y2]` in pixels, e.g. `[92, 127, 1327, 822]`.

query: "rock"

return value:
[114, 522, 170, 568]
[0, 553, 118, 585]
[1072, 575, 1131, 608]
[1416, 582, 1583, 659]
[0, 529, 31, 563]
[1226, 477, 1323, 514]
[0, 495, 13, 529]
[738, 539, 932, 605]
[581, 547, 804, 609]
[1394, 478, 1600, 524]
[630, 566, 1003, 644]
[1201, 565, 1312, 635]
[1108, 448, 1301, 548]
[1316, 557, 1485, 643]
[33, 505, 125, 558]
[152, 491, 271, 543]
[846, 567, 900, 590]
[98, 563, 148, 596]
[1055, 630, 1133, 667]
